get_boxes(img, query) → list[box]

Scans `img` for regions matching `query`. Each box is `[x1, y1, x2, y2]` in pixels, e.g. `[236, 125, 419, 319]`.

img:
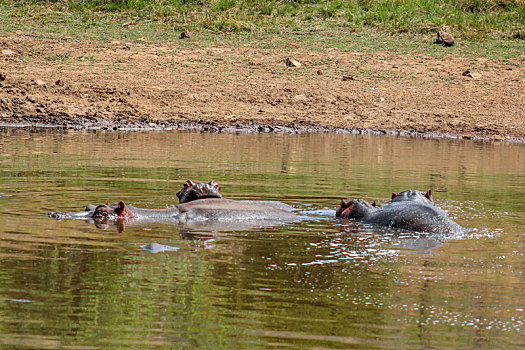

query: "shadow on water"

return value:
[0, 127, 523, 348]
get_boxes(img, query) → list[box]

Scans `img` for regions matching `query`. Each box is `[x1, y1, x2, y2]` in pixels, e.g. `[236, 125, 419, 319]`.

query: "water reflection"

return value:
[0, 128, 523, 348]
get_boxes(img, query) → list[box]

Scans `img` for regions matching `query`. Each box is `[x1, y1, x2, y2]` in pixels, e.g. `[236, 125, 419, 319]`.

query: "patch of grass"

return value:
[3, 0, 525, 39]
[44, 54, 71, 63]
[1, 0, 524, 62]
[211, 0, 236, 12]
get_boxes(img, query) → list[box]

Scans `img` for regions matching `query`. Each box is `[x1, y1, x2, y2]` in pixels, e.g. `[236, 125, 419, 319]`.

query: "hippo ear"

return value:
[391, 192, 398, 199]
[114, 201, 126, 216]
[425, 189, 433, 201]
[337, 200, 355, 218]
[209, 180, 222, 191]
[184, 180, 195, 188]
[371, 200, 376, 207]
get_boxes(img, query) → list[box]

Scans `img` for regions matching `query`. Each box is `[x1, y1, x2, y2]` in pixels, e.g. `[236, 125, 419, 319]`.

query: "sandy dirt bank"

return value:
[1, 31, 523, 141]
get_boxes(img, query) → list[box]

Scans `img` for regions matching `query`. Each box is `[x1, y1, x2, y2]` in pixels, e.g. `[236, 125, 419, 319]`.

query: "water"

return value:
[0, 128, 523, 349]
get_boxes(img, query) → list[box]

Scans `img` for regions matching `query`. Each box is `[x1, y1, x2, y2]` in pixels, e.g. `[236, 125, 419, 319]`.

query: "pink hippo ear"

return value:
[209, 180, 222, 191]
[391, 192, 398, 199]
[425, 189, 433, 201]
[114, 201, 127, 217]
[177, 180, 195, 200]
[371, 200, 377, 207]
[336, 199, 351, 218]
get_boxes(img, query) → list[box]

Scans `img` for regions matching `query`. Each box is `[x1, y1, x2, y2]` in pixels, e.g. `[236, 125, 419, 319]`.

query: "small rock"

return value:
[0, 72, 6, 81]
[293, 94, 308, 102]
[342, 75, 354, 81]
[285, 57, 302, 68]
[34, 79, 46, 86]
[55, 79, 64, 86]
[462, 70, 482, 79]
[180, 31, 190, 39]
[141, 242, 180, 253]
[316, 70, 323, 75]
[436, 31, 455, 46]
[1, 49, 15, 56]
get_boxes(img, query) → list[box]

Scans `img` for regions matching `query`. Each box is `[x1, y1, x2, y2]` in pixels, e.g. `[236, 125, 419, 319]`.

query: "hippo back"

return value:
[363, 201, 463, 235]
[176, 198, 298, 223]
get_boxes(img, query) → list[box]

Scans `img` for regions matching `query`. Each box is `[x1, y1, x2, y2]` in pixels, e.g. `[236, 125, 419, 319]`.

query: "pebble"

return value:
[1, 49, 15, 56]
[436, 31, 455, 46]
[285, 57, 302, 68]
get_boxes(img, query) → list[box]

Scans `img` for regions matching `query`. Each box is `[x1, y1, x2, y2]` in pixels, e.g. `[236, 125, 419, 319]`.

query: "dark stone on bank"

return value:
[435, 31, 455, 46]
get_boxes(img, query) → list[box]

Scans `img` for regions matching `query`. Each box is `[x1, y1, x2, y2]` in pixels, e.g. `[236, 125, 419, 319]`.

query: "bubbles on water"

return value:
[459, 227, 504, 240]
[394, 303, 525, 333]
[438, 199, 506, 240]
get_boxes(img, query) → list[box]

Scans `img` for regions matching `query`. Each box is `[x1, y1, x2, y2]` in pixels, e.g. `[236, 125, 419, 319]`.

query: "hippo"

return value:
[48, 180, 299, 230]
[48, 179, 223, 221]
[176, 179, 222, 203]
[336, 191, 464, 235]
[92, 198, 298, 223]
[391, 189, 433, 204]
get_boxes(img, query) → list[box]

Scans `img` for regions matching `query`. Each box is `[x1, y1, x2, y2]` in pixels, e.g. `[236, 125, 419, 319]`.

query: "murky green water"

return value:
[0, 128, 523, 349]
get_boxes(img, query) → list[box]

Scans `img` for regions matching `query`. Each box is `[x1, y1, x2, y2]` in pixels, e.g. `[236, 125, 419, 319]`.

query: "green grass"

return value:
[3, 0, 524, 39]
[1, 0, 524, 62]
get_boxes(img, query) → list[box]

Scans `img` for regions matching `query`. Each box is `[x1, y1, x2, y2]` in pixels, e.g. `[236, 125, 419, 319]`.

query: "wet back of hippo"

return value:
[176, 198, 299, 224]
[364, 201, 464, 235]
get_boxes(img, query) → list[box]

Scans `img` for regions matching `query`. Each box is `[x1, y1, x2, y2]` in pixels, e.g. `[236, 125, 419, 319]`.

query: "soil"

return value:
[1, 31, 524, 141]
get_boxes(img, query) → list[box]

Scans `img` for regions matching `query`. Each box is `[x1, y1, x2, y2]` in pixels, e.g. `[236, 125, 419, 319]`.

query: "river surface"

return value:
[0, 128, 523, 349]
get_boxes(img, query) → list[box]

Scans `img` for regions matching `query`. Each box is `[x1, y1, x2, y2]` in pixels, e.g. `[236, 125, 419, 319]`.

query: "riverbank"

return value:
[1, 28, 524, 141]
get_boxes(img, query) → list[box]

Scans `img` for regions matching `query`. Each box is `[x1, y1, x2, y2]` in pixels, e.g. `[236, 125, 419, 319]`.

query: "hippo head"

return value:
[93, 201, 134, 219]
[93, 204, 115, 219]
[176, 180, 223, 203]
[391, 189, 433, 204]
[336, 199, 375, 219]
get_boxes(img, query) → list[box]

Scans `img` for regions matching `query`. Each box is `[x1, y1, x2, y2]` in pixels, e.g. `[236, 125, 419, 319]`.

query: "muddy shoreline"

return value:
[1, 116, 523, 143]
[1, 31, 524, 143]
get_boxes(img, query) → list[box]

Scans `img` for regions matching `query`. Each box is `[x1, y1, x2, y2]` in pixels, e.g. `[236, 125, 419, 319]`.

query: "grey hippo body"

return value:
[48, 180, 299, 229]
[337, 190, 464, 235]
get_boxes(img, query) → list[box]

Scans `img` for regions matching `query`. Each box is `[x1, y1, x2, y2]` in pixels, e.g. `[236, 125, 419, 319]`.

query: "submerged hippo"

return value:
[48, 179, 223, 220]
[391, 189, 433, 204]
[48, 180, 299, 229]
[92, 198, 298, 223]
[336, 190, 463, 234]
